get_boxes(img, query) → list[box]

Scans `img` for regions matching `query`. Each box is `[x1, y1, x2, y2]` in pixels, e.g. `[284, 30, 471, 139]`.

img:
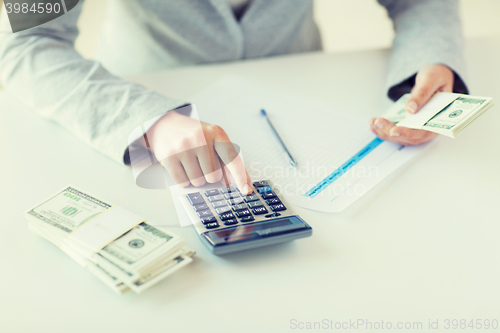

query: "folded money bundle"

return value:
[25, 186, 194, 294]
[382, 92, 494, 138]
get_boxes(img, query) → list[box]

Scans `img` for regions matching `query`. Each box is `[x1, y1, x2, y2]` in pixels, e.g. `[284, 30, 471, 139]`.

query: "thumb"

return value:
[406, 72, 442, 114]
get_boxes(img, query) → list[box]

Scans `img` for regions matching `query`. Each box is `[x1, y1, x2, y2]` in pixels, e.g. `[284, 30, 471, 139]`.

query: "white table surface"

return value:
[1, 36, 499, 333]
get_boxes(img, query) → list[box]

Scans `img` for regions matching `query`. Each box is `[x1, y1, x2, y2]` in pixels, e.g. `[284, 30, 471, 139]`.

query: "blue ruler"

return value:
[304, 138, 384, 198]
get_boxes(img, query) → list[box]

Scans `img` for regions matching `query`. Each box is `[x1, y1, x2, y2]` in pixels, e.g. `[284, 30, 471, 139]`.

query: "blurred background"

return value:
[74, 0, 500, 59]
[0, 0, 500, 59]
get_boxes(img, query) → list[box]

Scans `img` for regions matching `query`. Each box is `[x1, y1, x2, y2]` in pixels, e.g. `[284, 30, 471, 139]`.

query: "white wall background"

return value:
[74, 0, 500, 59]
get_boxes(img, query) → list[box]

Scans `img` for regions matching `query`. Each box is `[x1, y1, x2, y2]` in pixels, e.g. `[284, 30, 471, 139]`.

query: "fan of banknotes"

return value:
[25, 186, 194, 294]
[382, 92, 494, 138]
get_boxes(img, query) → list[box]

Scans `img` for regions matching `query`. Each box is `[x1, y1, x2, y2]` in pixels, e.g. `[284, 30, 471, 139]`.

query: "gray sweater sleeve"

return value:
[0, 2, 186, 164]
[378, 0, 469, 101]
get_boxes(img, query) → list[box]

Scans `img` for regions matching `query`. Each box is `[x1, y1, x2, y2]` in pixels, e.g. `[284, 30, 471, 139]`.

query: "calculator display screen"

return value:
[205, 218, 300, 245]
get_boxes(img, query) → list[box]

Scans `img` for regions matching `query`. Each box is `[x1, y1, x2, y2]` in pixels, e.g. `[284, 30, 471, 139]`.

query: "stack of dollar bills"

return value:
[25, 186, 194, 294]
[382, 92, 494, 138]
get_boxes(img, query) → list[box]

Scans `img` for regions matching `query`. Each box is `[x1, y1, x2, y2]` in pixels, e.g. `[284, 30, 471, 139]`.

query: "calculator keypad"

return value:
[186, 180, 289, 230]
[261, 192, 276, 200]
[235, 209, 251, 218]
[243, 194, 259, 202]
[265, 198, 281, 205]
[207, 194, 224, 202]
[252, 206, 268, 215]
[201, 216, 217, 224]
[247, 201, 263, 209]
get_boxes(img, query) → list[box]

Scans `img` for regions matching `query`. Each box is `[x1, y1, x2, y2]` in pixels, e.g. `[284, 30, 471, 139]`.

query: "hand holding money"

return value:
[376, 92, 494, 142]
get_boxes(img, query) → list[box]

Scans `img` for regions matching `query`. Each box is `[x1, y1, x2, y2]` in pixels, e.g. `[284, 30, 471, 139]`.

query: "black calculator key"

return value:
[240, 216, 255, 223]
[261, 192, 277, 199]
[257, 186, 273, 194]
[270, 203, 286, 211]
[208, 194, 224, 202]
[204, 189, 219, 197]
[265, 198, 281, 205]
[247, 201, 263, 209]
[187, 193, 205, 206]
[215, 206, 231, 215]
[252, 206, 268, 215]
[197, 210, 213, 218]
[220, 186, 237, 194]
[244, 194, 259, 202]
[223, 192, 240, 200]
[223, 219, 238, 226]
[219, 212, 236, 221]
[253, 181, 269, 187]
[228, 198, 244, 205]
[201, 216, 217, 224]
[193, 204, 209, 212]
[232, 204, 247, 212]
[211, 200, 227, 208]
[235, 209, 251, 218]
[205, 222, 220, 229]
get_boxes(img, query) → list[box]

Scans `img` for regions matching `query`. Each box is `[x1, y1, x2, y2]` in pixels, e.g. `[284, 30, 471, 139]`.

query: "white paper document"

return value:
[179, 76, 429, 213]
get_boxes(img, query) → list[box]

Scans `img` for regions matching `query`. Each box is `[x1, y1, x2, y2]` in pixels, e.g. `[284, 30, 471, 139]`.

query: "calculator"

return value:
[180, 180, 313, 255]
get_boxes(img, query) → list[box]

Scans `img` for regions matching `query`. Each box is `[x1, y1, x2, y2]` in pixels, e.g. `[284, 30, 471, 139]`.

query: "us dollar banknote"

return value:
[26, 186, 194, 294]
[381, 93, 494, 138]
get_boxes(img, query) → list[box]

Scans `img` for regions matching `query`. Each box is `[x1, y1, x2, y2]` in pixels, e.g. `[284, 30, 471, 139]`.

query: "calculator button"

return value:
[187, 193, 205, 206]
[265, 198, 281, 205]
[261, 192, 277, 199]
[270, 203, 287, 211]
[252, 206, 268, 215]
[232, 204, 247, 212]
[204, 189, 219, 197]
[235, 209, 251, 218]
[240, 216, 255, 223]
[223, 219, 238, 226]
[211, 200, 227, 208]
[201, 216, 217, 224]
[247, 201, 264, 209]
[197, 210, 214, 218]
[215, 206, 231, 215]
[253, 181, 269, 187]
[223, 192, 240, 200]
[193, 204, 209, 212]
[257, 186, 273, 194]
[220, 186, 237, 194]
[205, 222, 220, 229]
[243, 194, 259, 202]
[219, 212, 236, 221]
[207, 194, 224, 202]
[228, 198, 244, 205]
[265, 213, 281, 218]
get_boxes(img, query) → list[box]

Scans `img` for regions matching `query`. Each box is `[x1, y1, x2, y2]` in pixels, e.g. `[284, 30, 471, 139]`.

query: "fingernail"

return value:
[370, 124, 377, 131]
[375, 119, 383, 129]
[407, 101, 417, 114]
[242, 184, 251, 194]
[390, 132, 400, 137]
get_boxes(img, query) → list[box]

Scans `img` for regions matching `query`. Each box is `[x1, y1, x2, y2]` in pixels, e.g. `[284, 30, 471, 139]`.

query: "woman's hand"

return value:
[370, 64, 454, 145]
[145, 111, 253, 194]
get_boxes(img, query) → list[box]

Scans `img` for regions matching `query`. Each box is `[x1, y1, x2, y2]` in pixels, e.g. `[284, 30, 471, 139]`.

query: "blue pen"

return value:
[260, 109, 298, 168]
